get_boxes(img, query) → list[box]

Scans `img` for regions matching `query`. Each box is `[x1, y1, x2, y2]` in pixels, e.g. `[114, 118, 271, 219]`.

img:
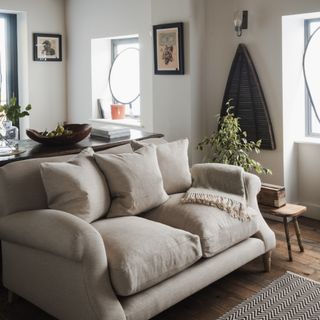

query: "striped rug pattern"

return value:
[218, 272, 320, 319]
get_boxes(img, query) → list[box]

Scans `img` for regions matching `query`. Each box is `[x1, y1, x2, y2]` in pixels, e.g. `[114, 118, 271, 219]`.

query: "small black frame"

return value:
[33, 33, 62, 62]
[153, 22, 184, 75]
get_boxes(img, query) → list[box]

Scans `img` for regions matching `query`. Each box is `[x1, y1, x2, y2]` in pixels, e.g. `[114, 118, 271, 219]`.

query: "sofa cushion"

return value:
[0, 154, 72, 216]
[0, 138, 165, 217]
[96, 143, 133, 155]
[96, 138, 167, 155]
[131, 139, 192, 194]
[94, 145, 169, 218]
[92, 216, 202, 296]
[142, 193, 259, 258]
[40, 148, 110, 223]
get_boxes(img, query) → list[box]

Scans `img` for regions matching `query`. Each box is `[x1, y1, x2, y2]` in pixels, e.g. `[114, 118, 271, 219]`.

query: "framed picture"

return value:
[153, 22, 184, 75]
[33, 33, 62, 62]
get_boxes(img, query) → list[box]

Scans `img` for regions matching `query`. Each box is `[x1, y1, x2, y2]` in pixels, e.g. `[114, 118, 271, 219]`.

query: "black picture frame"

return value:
[33, 33, 62, 62]
[153, 22, 184, 75]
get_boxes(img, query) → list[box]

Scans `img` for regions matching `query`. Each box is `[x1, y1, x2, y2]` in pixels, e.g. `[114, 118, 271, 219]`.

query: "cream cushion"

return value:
[131, 139, 192, 194]
[94, 145, 168, 218]
[143, 193, 259, 258]
[96, 143, 133, 155]
[40, 148, 110, 223]
[0, 138, 165, 217]
[92, 216, 202, 296]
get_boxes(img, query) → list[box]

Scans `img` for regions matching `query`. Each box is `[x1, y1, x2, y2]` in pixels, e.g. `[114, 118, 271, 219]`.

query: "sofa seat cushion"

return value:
[92, 216, 202, 296]
[142, 193, 259, 258]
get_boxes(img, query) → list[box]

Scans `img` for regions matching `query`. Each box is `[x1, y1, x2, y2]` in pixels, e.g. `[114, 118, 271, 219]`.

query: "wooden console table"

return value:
[260, 203, 306, 261]
[0, 129, 163, 167]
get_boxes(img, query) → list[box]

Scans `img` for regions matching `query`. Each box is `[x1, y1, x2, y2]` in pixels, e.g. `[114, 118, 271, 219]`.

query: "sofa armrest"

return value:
[254, 214, 277, 252]
[0, 209, 126, 320]
[244, 172, 276, 252]
[0, 209, 101, 261]
[244, 172, 261, 211]
[243, 173, 277, 252]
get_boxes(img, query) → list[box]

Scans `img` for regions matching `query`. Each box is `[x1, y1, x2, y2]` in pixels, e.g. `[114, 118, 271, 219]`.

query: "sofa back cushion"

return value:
[131, 139, 192, 194]
[94, 145, 169, 218]
[40, 148, 110, 223]
[0, 154, 72, 217]
[0, 138, 166, 217]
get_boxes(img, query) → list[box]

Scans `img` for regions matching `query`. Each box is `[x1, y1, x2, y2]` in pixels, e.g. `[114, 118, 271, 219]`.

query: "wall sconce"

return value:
[234, 10, 248, 37]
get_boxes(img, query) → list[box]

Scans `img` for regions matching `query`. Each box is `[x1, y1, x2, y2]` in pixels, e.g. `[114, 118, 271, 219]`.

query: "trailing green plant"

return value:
[198, 100, 272, 175]
[0, 95, 32, 124]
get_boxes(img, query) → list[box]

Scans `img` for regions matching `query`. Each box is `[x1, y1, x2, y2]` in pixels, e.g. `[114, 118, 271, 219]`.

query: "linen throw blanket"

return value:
[181, 163, 250, 221]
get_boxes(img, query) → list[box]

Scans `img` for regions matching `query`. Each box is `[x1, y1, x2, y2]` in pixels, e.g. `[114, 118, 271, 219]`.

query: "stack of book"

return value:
[257, 183, 286, 208]
[91, 126, 130, 140]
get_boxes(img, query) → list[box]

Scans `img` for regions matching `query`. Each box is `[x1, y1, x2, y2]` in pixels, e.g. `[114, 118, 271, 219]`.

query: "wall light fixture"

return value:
[234, 10, 248, 37]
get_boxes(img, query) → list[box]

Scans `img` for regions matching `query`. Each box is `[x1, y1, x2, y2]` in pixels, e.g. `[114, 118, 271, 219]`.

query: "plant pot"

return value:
[111, 104, 126, 120]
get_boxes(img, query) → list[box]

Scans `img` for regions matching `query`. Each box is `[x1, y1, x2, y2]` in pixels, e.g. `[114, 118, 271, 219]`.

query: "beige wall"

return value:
[0, 0, 67, 133]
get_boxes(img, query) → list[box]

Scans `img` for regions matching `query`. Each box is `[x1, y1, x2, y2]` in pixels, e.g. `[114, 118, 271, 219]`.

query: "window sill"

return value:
[295, 137, 320, 145]
[90, 118, 143, 129]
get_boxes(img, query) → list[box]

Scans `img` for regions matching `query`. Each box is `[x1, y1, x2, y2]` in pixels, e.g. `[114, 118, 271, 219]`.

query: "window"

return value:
[0, 17, 7, 105]
[91, 35, 141, 125]
[110, 37, 140, 118]
[0, 13, 18, 127]
[304, 18, 320, 136]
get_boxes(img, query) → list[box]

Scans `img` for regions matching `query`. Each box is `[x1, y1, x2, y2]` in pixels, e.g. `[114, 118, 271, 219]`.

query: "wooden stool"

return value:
[260, 203, 306, 261]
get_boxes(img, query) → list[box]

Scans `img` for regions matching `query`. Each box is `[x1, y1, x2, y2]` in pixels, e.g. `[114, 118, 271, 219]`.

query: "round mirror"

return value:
[108, 48, 140, 105]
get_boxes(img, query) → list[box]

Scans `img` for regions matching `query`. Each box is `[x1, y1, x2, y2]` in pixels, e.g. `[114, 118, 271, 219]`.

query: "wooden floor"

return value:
[0, 217, 319, 320]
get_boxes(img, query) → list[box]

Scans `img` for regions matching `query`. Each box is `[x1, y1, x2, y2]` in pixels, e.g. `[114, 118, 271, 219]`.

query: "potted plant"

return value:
[198, 100, 271, 175]
[0, 96, 32, 139]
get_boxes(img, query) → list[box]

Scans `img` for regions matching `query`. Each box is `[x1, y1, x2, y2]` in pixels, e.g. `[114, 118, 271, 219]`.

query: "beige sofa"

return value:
[0, 138, 276, 320]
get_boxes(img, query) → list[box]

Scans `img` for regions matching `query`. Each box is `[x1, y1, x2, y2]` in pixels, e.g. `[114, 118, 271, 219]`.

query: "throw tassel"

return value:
[181, 192, 250, 221]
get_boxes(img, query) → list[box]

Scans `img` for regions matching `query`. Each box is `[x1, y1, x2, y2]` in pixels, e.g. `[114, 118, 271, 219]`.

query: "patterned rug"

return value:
[218, 272, 320, 319]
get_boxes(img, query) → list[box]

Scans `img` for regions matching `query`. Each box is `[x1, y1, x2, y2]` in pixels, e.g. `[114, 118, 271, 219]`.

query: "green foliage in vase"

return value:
[198, 100, 272, 175]
[0, 96, 32, 124]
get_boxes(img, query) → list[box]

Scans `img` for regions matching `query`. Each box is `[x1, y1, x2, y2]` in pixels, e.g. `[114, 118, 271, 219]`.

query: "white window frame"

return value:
[305, 18, 320, 137]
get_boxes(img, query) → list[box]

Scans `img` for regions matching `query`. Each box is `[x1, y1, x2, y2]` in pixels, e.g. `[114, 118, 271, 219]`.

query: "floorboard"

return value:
[0, 217, 319, 320]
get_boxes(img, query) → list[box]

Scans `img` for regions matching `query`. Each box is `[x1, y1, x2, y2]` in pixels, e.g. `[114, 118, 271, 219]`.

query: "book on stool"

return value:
[258, 183, 287, 221]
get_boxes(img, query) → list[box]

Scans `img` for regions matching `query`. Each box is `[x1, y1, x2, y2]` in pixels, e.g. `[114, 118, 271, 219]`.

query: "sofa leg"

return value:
[263, 251, 272, 272]
[8, 290, 18, 304]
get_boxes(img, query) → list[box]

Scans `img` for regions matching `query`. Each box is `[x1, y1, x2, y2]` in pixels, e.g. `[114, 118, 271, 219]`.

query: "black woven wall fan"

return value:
[221, 44, 276, 150]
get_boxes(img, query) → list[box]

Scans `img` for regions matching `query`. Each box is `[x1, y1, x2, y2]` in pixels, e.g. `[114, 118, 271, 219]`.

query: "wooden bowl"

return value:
[26, 124, 92, 146]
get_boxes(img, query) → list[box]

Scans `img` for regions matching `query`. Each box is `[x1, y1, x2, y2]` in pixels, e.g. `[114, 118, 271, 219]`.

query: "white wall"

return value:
[65, 0, 153, 132]
[204, 0, 236, 161]
[151, 0, 206, 163]
[151, 0, 192, 142]
[205, 0, 286, 185]
[205, 0, 320, 219]
[282, 13, 313, 202]
[91, 38, 112, 119]
[0, 0, 66, 132]
[66, 0, 206, 163]
[189, 0, 207, 163]
[298, 142, 320, 219]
